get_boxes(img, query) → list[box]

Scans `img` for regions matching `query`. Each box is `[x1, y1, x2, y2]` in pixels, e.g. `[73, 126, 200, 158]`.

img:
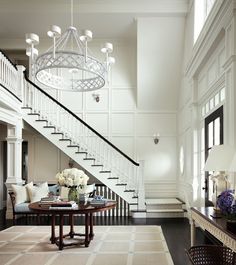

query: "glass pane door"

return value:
[204, 106, 223, 206]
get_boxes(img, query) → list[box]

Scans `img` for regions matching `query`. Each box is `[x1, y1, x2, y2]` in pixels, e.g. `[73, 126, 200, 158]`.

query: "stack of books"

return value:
[90, 198, 107, 206]
[49, 201, 78, 210]
[39, 196, 60, 206]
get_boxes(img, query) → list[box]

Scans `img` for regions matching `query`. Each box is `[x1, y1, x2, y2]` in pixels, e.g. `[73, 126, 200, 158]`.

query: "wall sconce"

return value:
[92, 93, 100, 102]
[153, 133, 160, 145]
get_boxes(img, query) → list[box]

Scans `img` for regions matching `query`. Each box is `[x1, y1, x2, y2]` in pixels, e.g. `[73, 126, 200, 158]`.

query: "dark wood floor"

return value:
[0, 210, 213, 265]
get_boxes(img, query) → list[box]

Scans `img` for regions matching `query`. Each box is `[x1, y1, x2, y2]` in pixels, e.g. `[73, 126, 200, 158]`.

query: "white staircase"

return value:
[21, 75, 144, 209]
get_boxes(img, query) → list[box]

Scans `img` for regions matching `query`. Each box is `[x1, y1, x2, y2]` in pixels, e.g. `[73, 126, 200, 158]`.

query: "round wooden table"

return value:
[29, 201, 116, 250]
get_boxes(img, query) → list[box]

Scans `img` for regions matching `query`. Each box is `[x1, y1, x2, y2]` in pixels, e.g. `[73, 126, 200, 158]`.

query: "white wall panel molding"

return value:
[0, 106, 21, 126]
[144, 180, 178, 198]
[198, 73, 225, 104]
[186, 0, 232, 78]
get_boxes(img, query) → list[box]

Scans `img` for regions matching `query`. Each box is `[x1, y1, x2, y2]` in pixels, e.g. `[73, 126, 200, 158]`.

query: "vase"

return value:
[68, 186, 79, 202]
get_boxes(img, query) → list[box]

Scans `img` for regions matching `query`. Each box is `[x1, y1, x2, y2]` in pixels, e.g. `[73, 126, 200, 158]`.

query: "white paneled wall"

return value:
[19, 39, 179, 199]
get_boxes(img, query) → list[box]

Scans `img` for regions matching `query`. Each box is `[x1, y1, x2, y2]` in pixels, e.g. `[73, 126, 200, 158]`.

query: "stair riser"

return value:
[146, 212, 185, 218]
[146, 204, 183, 210]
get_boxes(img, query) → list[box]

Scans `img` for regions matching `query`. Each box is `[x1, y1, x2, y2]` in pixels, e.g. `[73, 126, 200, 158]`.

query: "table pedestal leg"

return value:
[59, 214, 64, 250]
[85, 214, 89, 247]
[89, 213, 94, 239]
[69, 214, 75, 238]
[50, 214, 55, 244]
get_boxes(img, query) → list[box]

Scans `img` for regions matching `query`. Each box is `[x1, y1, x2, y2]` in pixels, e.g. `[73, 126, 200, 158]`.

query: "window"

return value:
[204, 106, 223, 206]
[194, 0, 216, 43]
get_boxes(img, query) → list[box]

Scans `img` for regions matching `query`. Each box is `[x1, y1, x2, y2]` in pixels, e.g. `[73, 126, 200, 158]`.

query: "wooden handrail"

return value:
[24, 73, 139, 166]
[0, 49, 17, 70]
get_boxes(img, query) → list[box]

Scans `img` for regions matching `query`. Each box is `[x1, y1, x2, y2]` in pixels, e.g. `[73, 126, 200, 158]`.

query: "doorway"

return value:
[204, 106, 223, 206]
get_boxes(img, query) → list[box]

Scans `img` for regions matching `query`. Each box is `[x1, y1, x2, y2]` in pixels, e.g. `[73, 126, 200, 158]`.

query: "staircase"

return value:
[21, 75, 144, 209]
[131, 198, 185, 218]
[146, 198, 185, 218]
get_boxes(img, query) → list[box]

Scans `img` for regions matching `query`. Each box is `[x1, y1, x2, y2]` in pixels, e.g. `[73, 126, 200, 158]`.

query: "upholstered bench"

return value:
[9, 184, 60, 225]
[9, 183, 96, 225]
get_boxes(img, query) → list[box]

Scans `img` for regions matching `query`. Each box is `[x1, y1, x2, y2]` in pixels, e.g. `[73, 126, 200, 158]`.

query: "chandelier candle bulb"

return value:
[47, 25, 61, 59]
[25, 33, 39, 45]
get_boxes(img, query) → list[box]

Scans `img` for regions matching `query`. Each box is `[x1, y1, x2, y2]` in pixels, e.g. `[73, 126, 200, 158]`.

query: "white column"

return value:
[5, 121, 23, 219]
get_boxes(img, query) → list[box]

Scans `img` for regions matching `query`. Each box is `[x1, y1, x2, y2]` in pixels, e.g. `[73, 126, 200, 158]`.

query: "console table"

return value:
[190, 207, 236, 252]
[29, 201, 116, 250]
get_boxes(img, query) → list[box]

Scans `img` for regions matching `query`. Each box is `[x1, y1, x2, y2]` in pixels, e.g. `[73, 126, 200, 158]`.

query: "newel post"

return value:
[16, 65, 25, 101]
[138, 160, 146, 211]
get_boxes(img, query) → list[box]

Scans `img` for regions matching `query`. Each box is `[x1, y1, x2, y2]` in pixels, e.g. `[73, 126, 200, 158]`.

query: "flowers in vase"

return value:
[55, 168, 89, 193]
[217, 189, 236, 220]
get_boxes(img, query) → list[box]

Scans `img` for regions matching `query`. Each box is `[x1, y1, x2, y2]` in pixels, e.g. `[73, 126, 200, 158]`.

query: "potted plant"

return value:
[55, 168, 89, 202]
[217, 189, 236, 234]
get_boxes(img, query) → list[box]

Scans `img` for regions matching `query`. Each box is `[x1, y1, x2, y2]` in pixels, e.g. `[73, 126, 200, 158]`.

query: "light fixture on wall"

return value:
[92, 93, 100, 102]
[153, 133, 160, 145]
[25, 0, 115, 92]
[204, 144, 235, 211]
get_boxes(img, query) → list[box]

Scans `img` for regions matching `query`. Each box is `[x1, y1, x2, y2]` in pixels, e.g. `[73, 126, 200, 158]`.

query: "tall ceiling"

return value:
[0, 0, 189, 40]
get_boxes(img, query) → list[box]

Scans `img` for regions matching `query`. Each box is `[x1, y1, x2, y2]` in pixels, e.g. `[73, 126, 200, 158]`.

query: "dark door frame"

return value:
[204, 105, 223, 206]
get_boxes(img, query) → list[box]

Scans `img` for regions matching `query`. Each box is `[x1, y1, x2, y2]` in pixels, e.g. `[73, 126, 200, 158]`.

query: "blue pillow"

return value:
[48, 184, 60, 195]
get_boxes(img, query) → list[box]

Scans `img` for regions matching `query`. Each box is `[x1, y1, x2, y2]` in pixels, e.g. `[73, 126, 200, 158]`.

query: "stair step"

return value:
[124, 190, 135, 192]
[129, 203, 138, 205]
[107, 177, 119, 179]
[83, 158, 95, 161]
[146, 198, 182, 205]
[59, 139, 71, 142]
[51, 132, 64, 135]
[116, 183, 126, 186]
[146, 209, 184, 213]
[146, 211, 185, 218]
[67, 145, 79, 148]
[91, 164, 103, 167]
[44, 126, 55, 128]
[75, 151, 88, 154]
[132, 196, 138, 199]
[100, 170, 111, 173]
[28, 113, 40, 116]
[35, 119, 48, 122]
[21, 106, 32, 109]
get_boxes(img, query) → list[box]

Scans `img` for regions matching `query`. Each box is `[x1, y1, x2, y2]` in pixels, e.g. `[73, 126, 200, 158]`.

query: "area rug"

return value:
[0, 225, 173, 265]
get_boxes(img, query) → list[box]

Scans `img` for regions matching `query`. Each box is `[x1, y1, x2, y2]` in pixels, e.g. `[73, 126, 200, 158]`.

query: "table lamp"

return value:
[204, 145, 235, 211]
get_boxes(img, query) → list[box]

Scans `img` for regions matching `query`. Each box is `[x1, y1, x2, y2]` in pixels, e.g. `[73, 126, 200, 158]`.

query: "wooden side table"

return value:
[190, 207, 236, 252]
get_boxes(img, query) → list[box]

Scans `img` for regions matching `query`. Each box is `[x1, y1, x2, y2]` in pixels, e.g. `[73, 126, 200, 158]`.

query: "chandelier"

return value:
[25, 0, 115, 92]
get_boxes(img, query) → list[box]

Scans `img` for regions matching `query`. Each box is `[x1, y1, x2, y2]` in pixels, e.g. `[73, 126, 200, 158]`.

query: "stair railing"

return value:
[0, 50, 19, 100]
[23, 74, 140, 197]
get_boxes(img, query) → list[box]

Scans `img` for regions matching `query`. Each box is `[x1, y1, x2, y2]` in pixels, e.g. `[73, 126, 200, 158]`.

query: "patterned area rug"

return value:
[0, 225, 173, 265]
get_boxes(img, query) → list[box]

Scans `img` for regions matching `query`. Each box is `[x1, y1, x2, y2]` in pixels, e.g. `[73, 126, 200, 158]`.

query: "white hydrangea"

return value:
[55, 168, 89, 188]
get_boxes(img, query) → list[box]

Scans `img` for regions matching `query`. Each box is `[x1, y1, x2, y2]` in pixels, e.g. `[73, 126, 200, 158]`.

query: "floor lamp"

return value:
[204, 145, 235, 211]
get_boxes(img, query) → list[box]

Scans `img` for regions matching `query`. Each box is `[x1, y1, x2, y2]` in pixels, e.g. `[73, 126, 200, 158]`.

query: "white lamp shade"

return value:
[204, 145, 235, 171]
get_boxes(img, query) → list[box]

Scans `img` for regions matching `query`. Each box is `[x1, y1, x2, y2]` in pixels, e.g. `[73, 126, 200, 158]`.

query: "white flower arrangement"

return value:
[55, 168, 89, 192]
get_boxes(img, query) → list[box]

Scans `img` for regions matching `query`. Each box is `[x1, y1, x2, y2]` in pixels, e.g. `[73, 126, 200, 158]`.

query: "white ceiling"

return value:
[0, 0, 189, 40]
